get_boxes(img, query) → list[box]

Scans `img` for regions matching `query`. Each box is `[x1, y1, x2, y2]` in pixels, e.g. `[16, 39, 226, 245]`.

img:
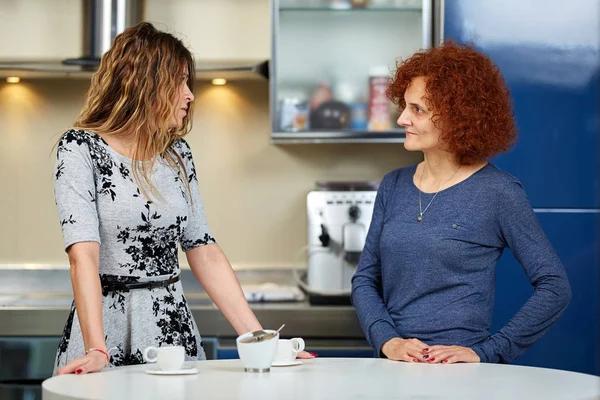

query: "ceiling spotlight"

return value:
[6, 77, 21, 84]
[211, 78, 227, 86]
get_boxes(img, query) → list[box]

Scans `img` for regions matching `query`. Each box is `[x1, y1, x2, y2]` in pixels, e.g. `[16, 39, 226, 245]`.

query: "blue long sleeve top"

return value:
[351, 163, 571, 363]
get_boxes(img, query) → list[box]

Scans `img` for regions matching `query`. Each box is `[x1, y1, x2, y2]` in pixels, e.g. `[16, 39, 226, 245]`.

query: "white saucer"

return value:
[272, 360, 302, 367]
[146, 367, 198, 375]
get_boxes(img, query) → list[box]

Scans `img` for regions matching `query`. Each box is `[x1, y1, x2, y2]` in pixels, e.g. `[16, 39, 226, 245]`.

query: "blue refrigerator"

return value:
[437, 0, 599, 375]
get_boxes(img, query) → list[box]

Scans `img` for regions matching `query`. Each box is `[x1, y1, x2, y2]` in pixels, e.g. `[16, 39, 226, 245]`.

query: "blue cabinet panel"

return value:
[0, 336, 60, 399]
[443, 0, 599, 374]
[218, 349, 240, 360]
[491, 213, 599, 375]
[444, 0, 600, 209]
[489, 66, 599, 209]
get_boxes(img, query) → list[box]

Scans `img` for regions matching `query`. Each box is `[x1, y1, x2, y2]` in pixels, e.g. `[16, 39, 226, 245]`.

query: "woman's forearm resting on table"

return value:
[186, 243, 262, 335]
[68, 241, 107, 352]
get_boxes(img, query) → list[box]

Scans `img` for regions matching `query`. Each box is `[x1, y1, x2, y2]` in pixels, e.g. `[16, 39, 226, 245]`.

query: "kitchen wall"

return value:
[0, 0, 422, 268]
[0, 0, 270, 61]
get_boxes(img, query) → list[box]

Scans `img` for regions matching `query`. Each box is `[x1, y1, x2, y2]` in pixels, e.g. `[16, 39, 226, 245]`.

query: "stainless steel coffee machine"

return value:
[297, 182, 377, 305]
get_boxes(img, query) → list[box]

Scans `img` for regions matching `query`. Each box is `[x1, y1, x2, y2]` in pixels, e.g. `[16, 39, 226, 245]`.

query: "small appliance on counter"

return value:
[295, 181, 378, 305]
[242, 283, 305, 303]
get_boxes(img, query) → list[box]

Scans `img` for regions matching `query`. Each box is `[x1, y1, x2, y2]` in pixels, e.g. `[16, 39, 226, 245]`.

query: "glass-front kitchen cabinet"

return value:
[270, 0, 431, 143]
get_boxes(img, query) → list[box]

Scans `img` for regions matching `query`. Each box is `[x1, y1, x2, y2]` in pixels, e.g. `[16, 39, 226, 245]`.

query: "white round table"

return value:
[42, 358, 600, 400]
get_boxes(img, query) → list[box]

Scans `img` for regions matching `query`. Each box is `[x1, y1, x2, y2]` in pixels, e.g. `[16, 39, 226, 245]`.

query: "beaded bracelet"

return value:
[86, 347, 110, 365]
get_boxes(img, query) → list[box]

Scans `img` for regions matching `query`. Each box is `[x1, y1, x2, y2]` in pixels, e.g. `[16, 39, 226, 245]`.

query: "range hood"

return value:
[0, 0, 268, 80]
[0, 59, 269, 80]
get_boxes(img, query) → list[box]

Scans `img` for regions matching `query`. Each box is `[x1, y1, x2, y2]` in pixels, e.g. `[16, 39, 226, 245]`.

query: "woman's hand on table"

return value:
[422, 345, 480, 364]
[381, 338, 429, 362]
[56, 351, 108, 375]
[296, 350, 317, 359]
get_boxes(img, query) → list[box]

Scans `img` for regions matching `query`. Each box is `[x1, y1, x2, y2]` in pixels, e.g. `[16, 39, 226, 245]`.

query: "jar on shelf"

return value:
[280, 98, 310, 132]
[310, 81, 351, 130]
[334, 81, 367, 131]
[367, 65, 392, 131]
[350, 0, 370, 8]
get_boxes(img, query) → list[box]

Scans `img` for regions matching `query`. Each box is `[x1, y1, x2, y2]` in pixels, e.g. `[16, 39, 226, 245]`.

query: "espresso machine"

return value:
[300, 182, 377, 305]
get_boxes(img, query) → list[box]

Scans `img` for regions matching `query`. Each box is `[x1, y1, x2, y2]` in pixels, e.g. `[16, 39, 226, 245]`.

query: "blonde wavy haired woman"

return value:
[53, 22, 313, 376]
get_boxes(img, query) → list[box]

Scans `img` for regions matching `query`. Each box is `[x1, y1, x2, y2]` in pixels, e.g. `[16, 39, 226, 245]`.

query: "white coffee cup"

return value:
[274, 338, 305, 363]
[236, 330, 279, 372]
[143, 345, 185, 371]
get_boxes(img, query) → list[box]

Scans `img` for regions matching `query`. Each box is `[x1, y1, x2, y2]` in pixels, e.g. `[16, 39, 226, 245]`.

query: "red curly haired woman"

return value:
[351, 42, 571, 365]
[52, 22, 313, 376]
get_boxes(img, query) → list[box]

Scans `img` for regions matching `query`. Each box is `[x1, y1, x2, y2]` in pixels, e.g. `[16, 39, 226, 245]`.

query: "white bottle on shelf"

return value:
[329, 0, 351, 9]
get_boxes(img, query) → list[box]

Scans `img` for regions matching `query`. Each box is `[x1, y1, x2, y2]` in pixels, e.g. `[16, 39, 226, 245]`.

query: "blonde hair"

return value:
[74, 22, 195, 201]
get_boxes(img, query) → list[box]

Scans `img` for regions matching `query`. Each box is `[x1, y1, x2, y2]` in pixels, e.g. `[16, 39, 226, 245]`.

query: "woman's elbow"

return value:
[560, 278, 572, 309]
[67, 242, 100, 276]
[350, 278, 365, 307]
[350, 277, 381, 306]
[548, 274, 572, 311]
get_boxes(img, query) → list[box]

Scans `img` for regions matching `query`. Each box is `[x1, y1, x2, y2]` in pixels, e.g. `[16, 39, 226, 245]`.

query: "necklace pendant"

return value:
[417, 213, 423, 222]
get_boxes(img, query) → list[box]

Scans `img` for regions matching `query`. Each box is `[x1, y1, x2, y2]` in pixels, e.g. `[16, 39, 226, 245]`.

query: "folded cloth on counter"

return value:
[242, 283, 305, 303]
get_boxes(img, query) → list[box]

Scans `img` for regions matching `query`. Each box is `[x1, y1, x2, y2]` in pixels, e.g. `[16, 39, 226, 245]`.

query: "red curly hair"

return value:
[387, 41, 517, 165]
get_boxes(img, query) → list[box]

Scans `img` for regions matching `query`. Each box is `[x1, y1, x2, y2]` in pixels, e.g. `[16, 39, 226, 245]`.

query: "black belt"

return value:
[101, 275, 180, 295]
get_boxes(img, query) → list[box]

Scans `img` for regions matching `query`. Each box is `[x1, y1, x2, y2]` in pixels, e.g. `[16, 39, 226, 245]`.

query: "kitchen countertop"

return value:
[0, 267, 366, 339]
[0, 296, 363, 339]
[42, 358, 600, 400]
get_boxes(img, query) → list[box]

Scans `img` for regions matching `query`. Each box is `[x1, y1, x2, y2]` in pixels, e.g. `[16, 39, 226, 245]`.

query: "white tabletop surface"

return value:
[42, 358, 600, 400]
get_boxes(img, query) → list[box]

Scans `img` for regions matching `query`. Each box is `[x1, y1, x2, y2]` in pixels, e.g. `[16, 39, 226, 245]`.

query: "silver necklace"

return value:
[417, 165, 461, 222]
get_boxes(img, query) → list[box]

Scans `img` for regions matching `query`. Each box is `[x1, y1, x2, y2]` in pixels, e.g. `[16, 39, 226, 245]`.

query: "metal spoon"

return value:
[252, 323, 285, 340]
[242, 324, 285, 343]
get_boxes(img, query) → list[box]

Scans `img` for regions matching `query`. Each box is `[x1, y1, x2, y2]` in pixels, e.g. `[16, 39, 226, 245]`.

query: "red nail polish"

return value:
[309, 352, 318, 357]
[75, 368, 83, 374]
[423, 348, 429, 352]
[429, 358, 435, 362]
[441, 360, 447, 363]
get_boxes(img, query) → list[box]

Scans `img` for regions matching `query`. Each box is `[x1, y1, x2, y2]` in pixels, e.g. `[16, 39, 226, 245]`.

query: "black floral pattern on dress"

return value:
[117, 203, 182, 276]
[173, 173, 188, 203]
[100, 274, 141, 313]
[56, 302, 76, 367]
[119, 163, 130, 180]
[152, 288, 198, 357]
[55, 160, 65, 180]
[110, 347, 145, 367]
[172, 141, 196, 184]
[60, 215, 76, 226]
[181, 232, 216, 250]
[172, 143, 193, 204]
[54, 132, 210, 372]
[58, 130, 118, 201]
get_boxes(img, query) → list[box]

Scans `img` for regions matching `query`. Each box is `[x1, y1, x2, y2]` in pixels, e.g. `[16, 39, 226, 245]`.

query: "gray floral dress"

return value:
[53, 129, 215, 374]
